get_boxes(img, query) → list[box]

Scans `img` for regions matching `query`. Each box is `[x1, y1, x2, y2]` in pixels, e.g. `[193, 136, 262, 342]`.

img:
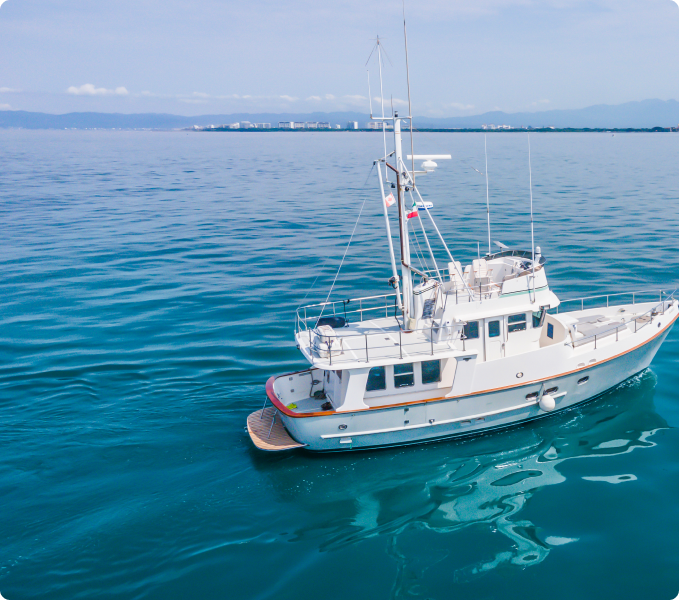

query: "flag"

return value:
[384, 192, 396, 208]
[406, 196, 418, 219]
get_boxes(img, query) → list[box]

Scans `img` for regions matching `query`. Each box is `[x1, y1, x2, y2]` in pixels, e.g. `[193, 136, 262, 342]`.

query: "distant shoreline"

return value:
[194, 127, 679, 133]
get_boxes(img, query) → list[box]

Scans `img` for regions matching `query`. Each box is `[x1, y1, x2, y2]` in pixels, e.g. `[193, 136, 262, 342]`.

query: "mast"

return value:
[393, 113, 416, 329]
[376, 160, 402, 310]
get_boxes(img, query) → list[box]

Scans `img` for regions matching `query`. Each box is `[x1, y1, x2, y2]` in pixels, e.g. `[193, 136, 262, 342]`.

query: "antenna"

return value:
[484, 134, 491, 256]
[402, 0, 416, 182]
[528, 134, 536, 298]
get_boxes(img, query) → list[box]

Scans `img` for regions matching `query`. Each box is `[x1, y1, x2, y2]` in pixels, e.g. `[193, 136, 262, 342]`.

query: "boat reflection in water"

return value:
[255, 371, 666, 585]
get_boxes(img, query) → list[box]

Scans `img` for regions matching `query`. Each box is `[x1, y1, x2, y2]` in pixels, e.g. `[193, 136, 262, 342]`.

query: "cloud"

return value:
[306, 95, 322, 101]
[279, 95, 298, 102]
[0, 87, 20, 93]
[67, 84, 129, 96]
[0, 103, 11, 110]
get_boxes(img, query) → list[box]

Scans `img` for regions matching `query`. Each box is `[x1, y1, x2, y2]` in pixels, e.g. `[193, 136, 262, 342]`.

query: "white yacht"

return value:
[247, 41, 678, 453]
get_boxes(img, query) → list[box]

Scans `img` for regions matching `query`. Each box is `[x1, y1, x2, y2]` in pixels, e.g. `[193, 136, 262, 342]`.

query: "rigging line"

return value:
[410, 221, 428, 273]
[317, 164, 375, 321]
[297, 254, 333, 308]
[413, 184, 474, 297]
[411, 190, 442, 281]
[377, 37, 389, 182]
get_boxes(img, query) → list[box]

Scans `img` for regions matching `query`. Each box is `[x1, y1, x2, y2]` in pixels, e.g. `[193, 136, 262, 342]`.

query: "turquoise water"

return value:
[1, 130, 679, 599]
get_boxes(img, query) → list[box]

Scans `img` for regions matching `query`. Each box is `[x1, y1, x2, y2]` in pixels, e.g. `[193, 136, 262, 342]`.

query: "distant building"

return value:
[335, 124, 341, 129]
[347, 121, 359, 130]
[306, 122, 318, 129]
[367, 122, 393, 130]
[240, 121, 253, 129]
[278, 122, 294, 129]
[227, 123, 240, 129]
[254, 123, 271, 129]
[318, 122, 330, 129]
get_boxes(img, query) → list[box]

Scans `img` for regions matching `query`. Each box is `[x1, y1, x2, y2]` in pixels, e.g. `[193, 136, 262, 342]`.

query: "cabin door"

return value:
[485, 318, 504, 361]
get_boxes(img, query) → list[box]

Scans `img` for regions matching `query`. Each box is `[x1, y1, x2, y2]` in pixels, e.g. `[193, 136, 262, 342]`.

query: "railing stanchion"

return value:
[430, 327, 434, 355]
[399, 329, 403, 359]
[385, 295, 388, 318]
[267, 411, 276, 439]
[606, 296, 609, 308]
[633, 293, 635, 305]
[594, 334, 597, 350]
[365, 334, 369, 362]
[581, 299, 584, 311]
[616, 326, 619, 342]
[360, 299, 363, 322]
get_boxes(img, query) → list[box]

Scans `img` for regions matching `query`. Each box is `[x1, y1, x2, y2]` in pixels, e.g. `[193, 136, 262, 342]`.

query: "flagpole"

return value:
[376, 160, 402, 310]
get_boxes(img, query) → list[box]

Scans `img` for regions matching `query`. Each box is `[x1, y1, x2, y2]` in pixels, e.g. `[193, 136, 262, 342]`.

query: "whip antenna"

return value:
[485, 134, 491, 256]
[402, 0, 415, 182]
[528, 134, 536, 298]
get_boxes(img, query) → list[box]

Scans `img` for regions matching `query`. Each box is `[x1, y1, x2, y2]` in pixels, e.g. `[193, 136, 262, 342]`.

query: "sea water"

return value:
[1, 130, 678, 599]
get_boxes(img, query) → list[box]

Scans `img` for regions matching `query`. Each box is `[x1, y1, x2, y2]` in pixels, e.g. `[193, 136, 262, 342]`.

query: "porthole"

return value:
[526, 392, 539, 400]
[516, 372, 524, 379]
[338, 424, 347, 430]
[545, 386, 558, 395]
[578, 376, 589, 385]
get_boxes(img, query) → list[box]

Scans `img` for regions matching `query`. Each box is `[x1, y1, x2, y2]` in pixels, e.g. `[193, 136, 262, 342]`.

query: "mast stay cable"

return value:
[316, 165, 375, 323]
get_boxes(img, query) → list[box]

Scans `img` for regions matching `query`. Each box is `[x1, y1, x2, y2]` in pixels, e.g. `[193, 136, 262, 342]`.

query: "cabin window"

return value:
[545, 386, 559, 395]
[488, 320, 501, 338]
[547, 323, 554, 339]
[532, 310, 546, 328]
[421, 360, 441, 385]
[463, 321, 479, 340]
[394, 363, 415, 388]
[366, 366, 386, 392]
[508, 313, 527, 333]
[578, 376, 589, 385]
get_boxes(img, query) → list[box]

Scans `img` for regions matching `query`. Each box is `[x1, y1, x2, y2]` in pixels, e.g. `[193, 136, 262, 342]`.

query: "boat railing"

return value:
[305, 318, 460, 366]
[564, 294, 676, 350]
[295, 293, 399, 335]
[555, 288, 676, 313]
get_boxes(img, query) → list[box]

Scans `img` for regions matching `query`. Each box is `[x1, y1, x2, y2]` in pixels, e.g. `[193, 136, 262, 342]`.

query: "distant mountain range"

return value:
[2, 99, 679, 130]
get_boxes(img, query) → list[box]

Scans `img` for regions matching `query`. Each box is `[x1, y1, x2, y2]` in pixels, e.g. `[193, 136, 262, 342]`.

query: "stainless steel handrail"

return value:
[564, 298, 675, 349]
[556, 288, 676, 313]
[305, 319, 463, 366]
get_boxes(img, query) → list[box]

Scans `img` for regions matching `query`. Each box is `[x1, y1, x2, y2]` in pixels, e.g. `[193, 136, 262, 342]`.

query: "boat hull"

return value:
[278, 324, 672, 451]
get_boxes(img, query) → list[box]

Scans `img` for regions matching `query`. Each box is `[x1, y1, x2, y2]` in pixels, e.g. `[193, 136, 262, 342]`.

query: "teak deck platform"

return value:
[247, 407, 306, 451]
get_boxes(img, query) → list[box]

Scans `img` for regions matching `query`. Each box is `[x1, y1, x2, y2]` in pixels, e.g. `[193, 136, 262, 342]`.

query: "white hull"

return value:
[269, 305, 677, 452]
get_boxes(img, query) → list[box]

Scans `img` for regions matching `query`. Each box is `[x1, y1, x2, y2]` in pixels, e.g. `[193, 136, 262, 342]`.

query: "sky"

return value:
[1, 0, 679, 116]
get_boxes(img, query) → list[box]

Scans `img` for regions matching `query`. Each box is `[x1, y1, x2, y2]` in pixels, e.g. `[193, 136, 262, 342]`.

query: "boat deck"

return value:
[296, 316, 459, 368]
[247, 407, 306, 451]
